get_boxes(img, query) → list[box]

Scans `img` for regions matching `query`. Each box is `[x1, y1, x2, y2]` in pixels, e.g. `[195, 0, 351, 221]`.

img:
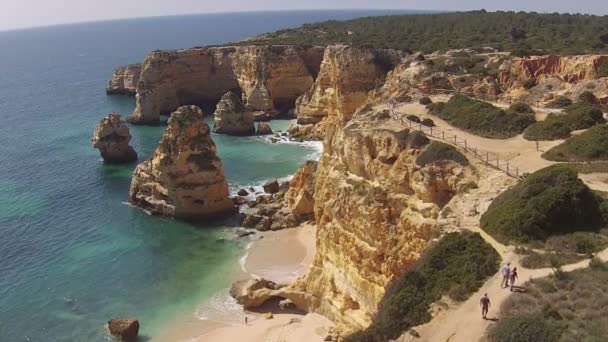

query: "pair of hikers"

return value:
[501, 262, 519, 291]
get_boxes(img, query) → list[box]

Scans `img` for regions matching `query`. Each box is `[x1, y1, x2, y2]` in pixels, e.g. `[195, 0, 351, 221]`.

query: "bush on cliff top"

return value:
[427, 95, 535, 139]
[416, 141, 468, 167]
[542, 125, 608, 162]
[345, 232, 500, 342]
[480, 165, 606, 244]
[523, 103, 604, 141]
[547, 96, 573, 109]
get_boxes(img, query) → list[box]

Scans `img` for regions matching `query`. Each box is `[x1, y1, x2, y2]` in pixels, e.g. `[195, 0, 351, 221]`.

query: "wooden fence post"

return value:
[464, 140, 467, 151]
[442, 131, 445, 140]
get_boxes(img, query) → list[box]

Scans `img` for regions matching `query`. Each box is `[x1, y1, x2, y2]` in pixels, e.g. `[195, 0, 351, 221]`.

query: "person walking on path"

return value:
[510, 267, 519, 292]
[501, 262, 511, 288]
[480, 293, 491, 319]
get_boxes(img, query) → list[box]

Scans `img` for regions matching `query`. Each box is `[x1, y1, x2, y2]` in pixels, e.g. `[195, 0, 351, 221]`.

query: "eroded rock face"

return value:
[257, 122, 273, 135]
[500, 55, 608, 87]
[129, 105, 235, 219]
[92, 112, 137, 163]
[107, 318, 139, 341]
[285, 160, 318, 221]
[106, 64, 142, 95]
[287, 111, 476, 331]
[127, 46, 324, 124]
[296, 46, 405, 128]
[213, 91, 255, 135]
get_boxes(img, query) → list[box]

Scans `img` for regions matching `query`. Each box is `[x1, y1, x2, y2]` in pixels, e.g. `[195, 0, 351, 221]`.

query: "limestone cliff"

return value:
[106, 64, 142, 95]
[287, 110, 476, 331]
[213, 91, 255, 135]
[92, 112, 137, 163]
[295, 46, 404, 127]
[284, 160, 318, 221]
[129, 105, 235, 219]
[126, 46, 323, 124]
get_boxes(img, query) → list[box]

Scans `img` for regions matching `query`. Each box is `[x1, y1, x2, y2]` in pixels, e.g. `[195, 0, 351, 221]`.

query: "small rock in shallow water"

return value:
[237, 188, 249, 196]
[107, 318, 139, 341]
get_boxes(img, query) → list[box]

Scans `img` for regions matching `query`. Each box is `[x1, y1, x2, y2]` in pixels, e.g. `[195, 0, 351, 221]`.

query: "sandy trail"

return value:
[400, 247, 608, 342]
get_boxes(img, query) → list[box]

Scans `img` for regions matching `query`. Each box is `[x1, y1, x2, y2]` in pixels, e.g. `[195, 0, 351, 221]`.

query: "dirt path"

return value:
[397, 247, 608, 342]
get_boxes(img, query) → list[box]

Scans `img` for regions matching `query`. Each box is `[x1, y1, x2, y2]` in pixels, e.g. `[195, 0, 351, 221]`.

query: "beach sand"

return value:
[154, 223, 333, 342]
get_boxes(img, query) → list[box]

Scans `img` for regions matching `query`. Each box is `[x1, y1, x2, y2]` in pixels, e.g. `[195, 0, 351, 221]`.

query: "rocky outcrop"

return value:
[92, 112, 137, 163]
[126, 46, 324, 124]
[256, 122, 273, 135]
[285, 160, 318, 221]
[107, 318, 139, 341]
[286, 110, 476, 332]
[129, 105, 235, 219]
[106, 64, 142, 95]
[500, 55, 608, 87]
[295, 46, 405, 128]
[213, 91, 255, 135]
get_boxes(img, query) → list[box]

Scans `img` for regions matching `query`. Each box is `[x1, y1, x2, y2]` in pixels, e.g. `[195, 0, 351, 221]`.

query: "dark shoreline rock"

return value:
[107, 318, 139, 341]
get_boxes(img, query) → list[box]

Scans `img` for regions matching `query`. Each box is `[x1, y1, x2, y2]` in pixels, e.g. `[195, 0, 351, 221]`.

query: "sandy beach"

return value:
[154, 223, 333, 342]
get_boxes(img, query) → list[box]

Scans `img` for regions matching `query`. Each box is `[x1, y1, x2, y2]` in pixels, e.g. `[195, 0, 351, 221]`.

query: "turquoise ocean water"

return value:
[0, 10, 412, 341]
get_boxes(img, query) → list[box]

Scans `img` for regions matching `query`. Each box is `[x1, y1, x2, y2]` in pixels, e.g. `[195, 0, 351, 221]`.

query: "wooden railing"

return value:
[390, 111, 524, 179]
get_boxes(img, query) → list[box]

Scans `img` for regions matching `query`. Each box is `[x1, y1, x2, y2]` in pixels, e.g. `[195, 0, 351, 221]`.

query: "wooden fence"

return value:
[390, 111, 524, 179]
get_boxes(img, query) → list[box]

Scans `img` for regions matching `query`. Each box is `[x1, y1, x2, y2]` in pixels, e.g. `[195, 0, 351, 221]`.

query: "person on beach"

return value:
[510, 267, 519, 292]
[480, 293, 491, 319]
[501, 262, 511, 288]
[245, 316, 248, 325]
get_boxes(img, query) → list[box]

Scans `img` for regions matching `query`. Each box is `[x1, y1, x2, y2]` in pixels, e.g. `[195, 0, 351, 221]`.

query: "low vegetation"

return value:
[239, 11, 608, 55]
[480, 165, 607, 244]
[543, 125, 608, 162]
[421, 118, 435, 127]
[406, 114, 421, 123]
[547, 96, 573, 109]
[426, 95, 535, 138]
[419, 96, 432, 105]
[523, 103, 604, 141]
[346, 232, 500, 342]
[416, 142, 468, 167]
[488, 260, 608, 342]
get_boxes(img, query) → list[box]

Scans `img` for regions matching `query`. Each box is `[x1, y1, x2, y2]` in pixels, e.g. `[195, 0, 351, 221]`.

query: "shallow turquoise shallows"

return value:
[0, 10, 414, 341]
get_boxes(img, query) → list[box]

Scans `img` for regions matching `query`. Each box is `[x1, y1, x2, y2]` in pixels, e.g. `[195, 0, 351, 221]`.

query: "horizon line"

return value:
[1, 7, 605, 34]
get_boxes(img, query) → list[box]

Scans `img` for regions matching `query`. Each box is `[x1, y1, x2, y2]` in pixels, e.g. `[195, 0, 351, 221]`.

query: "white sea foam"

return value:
[194, 290, 247, 325]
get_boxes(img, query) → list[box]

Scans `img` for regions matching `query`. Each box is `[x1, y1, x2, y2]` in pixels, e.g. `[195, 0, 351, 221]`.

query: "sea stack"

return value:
[213, 91, 255, 135]
[91, 112, 137, 163]
[129, 105, 236, 219]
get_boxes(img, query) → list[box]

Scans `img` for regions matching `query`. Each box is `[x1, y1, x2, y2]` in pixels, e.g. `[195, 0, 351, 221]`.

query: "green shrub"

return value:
[589, 257, 608, 271]
[419, 96, 432, 105]
[543, 125, 608, 162]
[416, 142, 468, 167]
[346, 232, 500, 342]
[406, 114, 421, 123]
[488, 314, 563, 342]
[480, 165, 606, 243]
[421, 118, 435, 127]
[523, 118, 571, 141]
[426, 95, 535, 138]
[547, 96, 573, 108]
[562, 103, 605, 130]
[510, 102, 534, 114]
[523, 104, 604, 141]
[578, 90, 598, 105]
[523, 79, 538, 90]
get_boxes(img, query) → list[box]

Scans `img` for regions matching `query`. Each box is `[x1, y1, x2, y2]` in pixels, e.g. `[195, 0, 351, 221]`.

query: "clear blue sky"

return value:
[1, 0, 607, 31]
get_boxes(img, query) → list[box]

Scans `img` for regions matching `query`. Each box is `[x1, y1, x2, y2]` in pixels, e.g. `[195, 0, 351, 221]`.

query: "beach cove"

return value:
[0, 10, 401, 341]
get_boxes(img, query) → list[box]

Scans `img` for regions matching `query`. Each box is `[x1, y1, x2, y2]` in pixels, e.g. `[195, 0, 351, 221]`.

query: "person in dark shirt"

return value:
[510, 267, 519, 292]
[480, 293, 491, 319]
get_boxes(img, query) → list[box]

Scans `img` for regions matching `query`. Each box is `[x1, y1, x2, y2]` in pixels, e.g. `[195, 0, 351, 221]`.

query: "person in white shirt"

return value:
[501, 262, 511, 288]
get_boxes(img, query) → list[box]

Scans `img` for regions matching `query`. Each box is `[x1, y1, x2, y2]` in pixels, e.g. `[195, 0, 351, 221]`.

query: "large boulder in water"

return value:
[92, 112, 137, 163]
[257, 122, 273, 135]
[213, 91, 255, 135]
[129, 105, 236, 219]
[107, 318, 139, 341]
